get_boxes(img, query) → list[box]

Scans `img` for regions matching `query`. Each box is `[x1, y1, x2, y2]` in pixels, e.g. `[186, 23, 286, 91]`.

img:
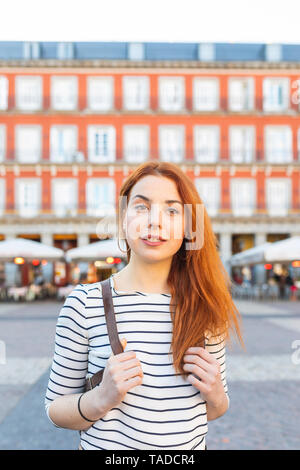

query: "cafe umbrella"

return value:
[0, 238, 65, 262]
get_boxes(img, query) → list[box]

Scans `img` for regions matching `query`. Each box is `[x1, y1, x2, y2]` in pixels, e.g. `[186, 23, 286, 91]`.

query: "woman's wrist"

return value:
[87, 385, 112, 418]
[80, 388, 110, 422]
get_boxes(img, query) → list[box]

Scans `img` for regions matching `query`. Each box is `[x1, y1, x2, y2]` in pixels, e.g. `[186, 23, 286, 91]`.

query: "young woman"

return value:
[45, 161, 243, 450]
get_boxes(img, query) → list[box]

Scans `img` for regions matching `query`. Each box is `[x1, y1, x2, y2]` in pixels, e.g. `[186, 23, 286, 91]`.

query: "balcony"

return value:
[1, 204, 117, 220]
[0, 93, 299, 114]
[1, 203, 298, 222]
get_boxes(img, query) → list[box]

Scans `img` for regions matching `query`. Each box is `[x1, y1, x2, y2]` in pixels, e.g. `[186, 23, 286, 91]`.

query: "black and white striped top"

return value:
[45, 274, 229, 450]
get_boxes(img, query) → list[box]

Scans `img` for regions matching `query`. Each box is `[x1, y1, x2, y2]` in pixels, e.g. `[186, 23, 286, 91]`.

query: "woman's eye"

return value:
[167, 208, 179, 215]
[135, 204, 148, 211]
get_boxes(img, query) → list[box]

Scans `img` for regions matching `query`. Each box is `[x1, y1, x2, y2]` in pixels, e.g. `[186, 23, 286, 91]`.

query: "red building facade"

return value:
[0, 42, 300, 285]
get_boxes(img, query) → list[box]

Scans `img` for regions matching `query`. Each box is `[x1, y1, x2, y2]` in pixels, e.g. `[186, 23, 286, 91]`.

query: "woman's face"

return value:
[122, 175, 185, 262]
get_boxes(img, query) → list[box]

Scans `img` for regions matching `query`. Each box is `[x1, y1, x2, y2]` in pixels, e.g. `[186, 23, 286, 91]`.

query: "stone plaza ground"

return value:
[0, 296, 299, 450]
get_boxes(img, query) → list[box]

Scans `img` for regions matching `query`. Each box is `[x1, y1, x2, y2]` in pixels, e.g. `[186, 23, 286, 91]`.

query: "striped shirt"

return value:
[45, 274, 229, 450]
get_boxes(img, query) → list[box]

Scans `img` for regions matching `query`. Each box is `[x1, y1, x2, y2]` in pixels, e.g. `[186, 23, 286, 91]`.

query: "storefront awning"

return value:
[230, 243, 272, 267]
[230, 236, 300, 267]
[0, 238, 65, 262]
[263, 236, 300, 264]
[65, 238, 126, 262]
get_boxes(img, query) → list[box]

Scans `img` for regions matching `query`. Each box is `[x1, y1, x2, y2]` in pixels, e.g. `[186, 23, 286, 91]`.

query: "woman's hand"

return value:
[183, 346, 225, 408]
[95, 338, 144, 412]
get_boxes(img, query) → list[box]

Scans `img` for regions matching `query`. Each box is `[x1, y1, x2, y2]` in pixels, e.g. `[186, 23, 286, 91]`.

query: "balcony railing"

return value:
[0, 94, 299, 113]
[1, 204, 117, 218]
[1, 149, 298, 165]
[1, 204, 298, 219]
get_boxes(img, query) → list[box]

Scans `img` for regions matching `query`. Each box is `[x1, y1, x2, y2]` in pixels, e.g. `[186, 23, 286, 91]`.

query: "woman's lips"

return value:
[141, 238, 166, 246]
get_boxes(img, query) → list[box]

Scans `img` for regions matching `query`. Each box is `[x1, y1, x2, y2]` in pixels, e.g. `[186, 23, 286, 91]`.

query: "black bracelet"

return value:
[77, 393, 98, 423]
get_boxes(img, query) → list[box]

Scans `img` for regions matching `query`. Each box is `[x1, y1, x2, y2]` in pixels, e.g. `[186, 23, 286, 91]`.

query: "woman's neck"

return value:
[114, 257, 172, 294]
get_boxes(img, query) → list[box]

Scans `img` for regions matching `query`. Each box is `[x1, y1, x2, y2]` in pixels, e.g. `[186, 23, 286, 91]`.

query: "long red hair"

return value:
[118, 161, 244, 375]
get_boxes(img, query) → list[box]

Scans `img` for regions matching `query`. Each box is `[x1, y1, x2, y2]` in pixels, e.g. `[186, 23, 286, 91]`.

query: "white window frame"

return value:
[0, 76, 8, 110]
[87, 76, 114, 111]
[87, 125, 116, 163]
[15, 125, 42, 163]
[0, 125, 6, 162]
[229, 126, 255, 163]
[51, 76, 78, 111]
[195, 178, 220, 217]
[159, 125, 185, 163]
[263, 77, 290, 112]
[123, 76, 149, 111]
[228, 77, 254, 111]
[50, 125, 78, 163]
[86, 178, 116, 216]
[265, 125, 293, 163]
[0, 179, 5, 216]
[266, 178, 291, 217]
[123, 125, 149, 163]
[15, 75, 42, 111]
[194, 126, 219, 163]
[230, 178, 256, 216]
[158, 76, 185, 111]
[51, 178, 78, 217]
[297, 128, 300, 161]
[15, 178, 41, 218]
[193, 77, 219, 111]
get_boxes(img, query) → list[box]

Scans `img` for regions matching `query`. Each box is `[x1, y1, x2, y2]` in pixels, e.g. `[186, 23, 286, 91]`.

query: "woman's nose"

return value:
[148, 203, 163, 226]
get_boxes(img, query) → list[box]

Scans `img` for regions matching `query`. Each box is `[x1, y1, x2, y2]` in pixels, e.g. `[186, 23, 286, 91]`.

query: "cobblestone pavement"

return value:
[0, 298, 299, 450]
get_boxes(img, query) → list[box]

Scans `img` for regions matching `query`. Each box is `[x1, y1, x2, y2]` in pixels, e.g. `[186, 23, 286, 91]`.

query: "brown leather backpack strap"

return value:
[101, 277, 124, 355]
[85, 277, 123, 392]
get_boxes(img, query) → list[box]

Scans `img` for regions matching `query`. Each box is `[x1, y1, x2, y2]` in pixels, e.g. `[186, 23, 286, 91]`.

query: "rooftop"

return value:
[0, 41, 300, 63]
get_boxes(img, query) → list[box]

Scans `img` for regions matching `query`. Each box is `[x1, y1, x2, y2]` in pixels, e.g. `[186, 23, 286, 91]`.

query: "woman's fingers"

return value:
[119, 366, 144, 382]
[183, 362, 211, 383]
[183, 354, 213, 373]
[185, 347, 215, 365]
[121, 358, 142, 372]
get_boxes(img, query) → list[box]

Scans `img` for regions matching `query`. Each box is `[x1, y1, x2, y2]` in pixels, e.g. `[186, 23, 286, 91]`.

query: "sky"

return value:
[0, 0, 299, 44]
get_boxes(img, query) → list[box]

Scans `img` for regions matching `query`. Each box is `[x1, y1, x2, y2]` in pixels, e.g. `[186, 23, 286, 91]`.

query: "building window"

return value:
[0, 76, 8, 110]
[229, 126, 255, 163]
[86, 178, 115, 216]
[57, 42, 74, 60]
[87, 76, 114, 111]
[15, 76, 42, 111]
[159, 126, 185, 163]
[15, 125, 41, 163]
[52, 179, 77, 217]
[0, 125, 6, 162]
[265, 44, 282, 62]
[265, 126, 292, 163]
[128, 43, 145, 61]
[0, 179, 5, 216]
[297, 128, 300, 161]
[230, 179, 256, 216]
[51, 76, 78, 110]
[228, 77, 254, 111]
[15, 179, 41, 217]
[194, 126, 219, 163]
[198, 43, 215, 62]
[123, 76, 149, 110]
[193, 78, 219, 111]
[195, 178, 220, 217]
[23, 42, 40, 60]
[50, 126, 77, 163]
[266, 179, 290, 216]
[158, 77, 185, 111]
[124, 125, 149, 163]
[88, 126, 116, 163]
[263, 77, 290, 112]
